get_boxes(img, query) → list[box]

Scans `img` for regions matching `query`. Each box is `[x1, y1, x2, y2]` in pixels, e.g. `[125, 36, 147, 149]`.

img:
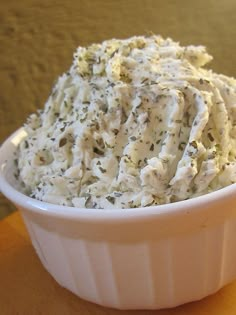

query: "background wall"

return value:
[1, 0, 236, 217]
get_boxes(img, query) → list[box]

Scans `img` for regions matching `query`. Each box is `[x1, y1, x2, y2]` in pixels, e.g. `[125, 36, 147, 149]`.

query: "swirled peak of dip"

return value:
[17, 35, 236, 209]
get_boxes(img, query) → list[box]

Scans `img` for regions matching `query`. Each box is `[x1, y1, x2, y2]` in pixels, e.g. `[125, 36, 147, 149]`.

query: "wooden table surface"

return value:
[1, 211, 236, 315]
[1, 0, 236, 313]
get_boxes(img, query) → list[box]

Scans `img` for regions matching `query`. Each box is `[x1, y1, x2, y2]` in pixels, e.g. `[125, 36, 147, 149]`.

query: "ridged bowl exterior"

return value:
[1, 129, 236, 309]
[19, 206, 236, 310]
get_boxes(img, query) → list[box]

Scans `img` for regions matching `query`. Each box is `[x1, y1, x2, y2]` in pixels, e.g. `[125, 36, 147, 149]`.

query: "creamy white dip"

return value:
[17, 35, 236, 208]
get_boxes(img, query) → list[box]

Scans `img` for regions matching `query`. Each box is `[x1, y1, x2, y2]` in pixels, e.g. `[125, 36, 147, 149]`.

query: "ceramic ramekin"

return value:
[1, 128, 236, 310]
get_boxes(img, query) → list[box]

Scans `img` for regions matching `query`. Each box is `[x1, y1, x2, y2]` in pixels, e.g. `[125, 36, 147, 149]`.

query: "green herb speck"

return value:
[99, 167, 106, 173]
[150, 143, 154, 151]
[106, 196, 115, 204]
[130, 136, 137, 141]
[59, 138, 67, 147]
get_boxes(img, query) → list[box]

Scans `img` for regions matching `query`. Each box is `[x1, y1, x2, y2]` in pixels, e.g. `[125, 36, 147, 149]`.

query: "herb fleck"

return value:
[130, 136, 137, 141]
[190, 141, 198, 149]
[208, 133, 214, 142]
[144, 116, 150, 124]
[110, 49, 119, 58]
[93, 147, 104, 155]
[59, 138, 67, 147]
[112, 129, 119, 135]
[85, 195, 92, 208]
[114, 192, 122, 197]
[178, 142, 186, 151]
[106, 196, 115, 204]
[24, 140, 29, 148]
[99, 167, 106, 173]
[141, 78, 148, 84]
[39, 156, 45, 163]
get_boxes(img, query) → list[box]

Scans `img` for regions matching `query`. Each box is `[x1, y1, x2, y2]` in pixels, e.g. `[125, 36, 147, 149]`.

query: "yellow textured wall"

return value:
[1, 0, 236, 144]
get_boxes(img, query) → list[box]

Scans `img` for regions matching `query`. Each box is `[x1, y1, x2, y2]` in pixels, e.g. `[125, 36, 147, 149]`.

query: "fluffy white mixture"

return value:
[17, 35, 236, 209]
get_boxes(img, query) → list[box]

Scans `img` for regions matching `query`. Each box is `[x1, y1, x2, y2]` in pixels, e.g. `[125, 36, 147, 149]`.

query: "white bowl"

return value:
[1, 128, 236, 310]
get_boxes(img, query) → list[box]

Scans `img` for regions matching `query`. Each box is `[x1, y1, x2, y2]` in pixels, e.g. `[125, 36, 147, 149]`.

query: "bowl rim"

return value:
[1, 128, 236, 222]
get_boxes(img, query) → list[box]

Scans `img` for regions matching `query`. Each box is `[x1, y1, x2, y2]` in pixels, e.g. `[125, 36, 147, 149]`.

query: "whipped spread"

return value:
[17, 35, 236, 208]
